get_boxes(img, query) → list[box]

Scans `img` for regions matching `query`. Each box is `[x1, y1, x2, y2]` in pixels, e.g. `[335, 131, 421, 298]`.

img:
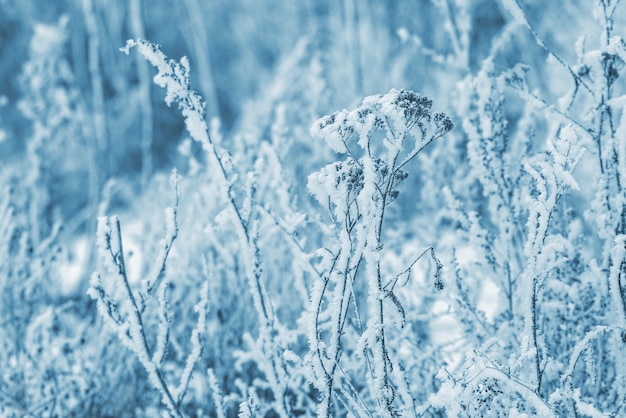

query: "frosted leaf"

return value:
[241, 171, 258, 222]
[573, 396, 608, 418]
[214, 207, 233, 230]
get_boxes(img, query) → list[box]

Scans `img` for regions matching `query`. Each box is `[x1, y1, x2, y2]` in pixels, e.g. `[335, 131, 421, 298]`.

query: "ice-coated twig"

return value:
[146, 169, 180, 295]
[89, 216, 182, 418]
[174, 278, 210, 405]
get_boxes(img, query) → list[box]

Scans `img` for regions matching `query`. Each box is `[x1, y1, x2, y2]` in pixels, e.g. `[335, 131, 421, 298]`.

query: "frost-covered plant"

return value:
[307, 89, 452, 417]
[89, 169, 210, 417]
[120, 40, 304, 416]
[502, 0, 626, 412]
[433, 122, 585, 415]
[429, 0, 626, 415]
